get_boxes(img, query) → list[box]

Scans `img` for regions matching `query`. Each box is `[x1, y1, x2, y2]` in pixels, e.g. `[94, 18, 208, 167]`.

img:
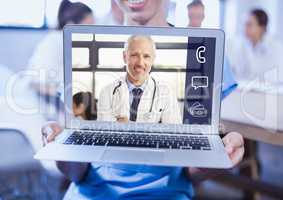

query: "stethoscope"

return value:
[112, 77, 157, 118]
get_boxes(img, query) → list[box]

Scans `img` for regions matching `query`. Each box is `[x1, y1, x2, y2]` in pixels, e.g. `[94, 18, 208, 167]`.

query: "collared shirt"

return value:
[126, 77, 148, 106]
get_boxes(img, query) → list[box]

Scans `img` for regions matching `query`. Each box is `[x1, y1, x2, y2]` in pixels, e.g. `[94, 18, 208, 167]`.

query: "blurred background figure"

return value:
[57, 0, 94, 29]
[3, 1, 95, 195]
[72, 92, 97, 120]
[27, 0, 95, 120]
[114, 0, 171, 26]
[27, 0, 95, 121]
[187, 0, 205, 27]
[186, 0, 237, 98]
[229, 8, 283, 82]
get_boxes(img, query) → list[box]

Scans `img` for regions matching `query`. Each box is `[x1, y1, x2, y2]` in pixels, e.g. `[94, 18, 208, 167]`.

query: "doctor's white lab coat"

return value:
[227, 35, 283, 83]
[97, 76, 182, 124]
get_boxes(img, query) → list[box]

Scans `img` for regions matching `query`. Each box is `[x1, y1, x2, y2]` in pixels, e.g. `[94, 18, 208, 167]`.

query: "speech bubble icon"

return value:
[191, 76, 208, 90]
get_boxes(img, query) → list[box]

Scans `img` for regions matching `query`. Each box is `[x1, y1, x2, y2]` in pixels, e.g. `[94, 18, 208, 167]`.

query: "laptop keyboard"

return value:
[63, 131, 211, 150]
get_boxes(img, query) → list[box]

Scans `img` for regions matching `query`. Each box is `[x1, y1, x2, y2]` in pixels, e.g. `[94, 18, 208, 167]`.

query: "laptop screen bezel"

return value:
[63, 25, 224, 135]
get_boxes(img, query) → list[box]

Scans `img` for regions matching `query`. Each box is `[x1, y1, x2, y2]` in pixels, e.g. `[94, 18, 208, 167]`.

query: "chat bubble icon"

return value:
[191, 76, 208, 90]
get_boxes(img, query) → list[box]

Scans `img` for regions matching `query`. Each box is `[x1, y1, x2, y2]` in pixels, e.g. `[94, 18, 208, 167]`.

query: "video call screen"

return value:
[71, 33, 216, 125]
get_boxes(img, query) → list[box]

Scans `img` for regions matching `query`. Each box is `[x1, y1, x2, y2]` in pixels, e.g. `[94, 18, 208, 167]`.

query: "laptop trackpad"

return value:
[102, 148, 165, 164]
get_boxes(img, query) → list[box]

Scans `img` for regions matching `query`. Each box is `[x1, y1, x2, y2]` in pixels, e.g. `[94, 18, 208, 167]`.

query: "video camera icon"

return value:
[189, 102, 208, 118]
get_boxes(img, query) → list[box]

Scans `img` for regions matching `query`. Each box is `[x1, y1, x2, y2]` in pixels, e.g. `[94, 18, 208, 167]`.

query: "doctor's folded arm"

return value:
[97, 75, 182, 124]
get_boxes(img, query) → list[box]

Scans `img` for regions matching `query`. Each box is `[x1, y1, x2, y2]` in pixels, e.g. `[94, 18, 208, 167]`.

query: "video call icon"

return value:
[189, 102, 208, 118]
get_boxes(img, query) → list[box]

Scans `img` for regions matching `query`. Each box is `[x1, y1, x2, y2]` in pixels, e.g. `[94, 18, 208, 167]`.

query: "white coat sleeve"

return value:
[159, 85, 182, 124]
[27, 32, 63, 86]
[97, 85, 115, 122]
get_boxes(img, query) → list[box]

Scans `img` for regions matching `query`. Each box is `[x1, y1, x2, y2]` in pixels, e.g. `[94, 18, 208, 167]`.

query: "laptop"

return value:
[34, 25, 232, 168]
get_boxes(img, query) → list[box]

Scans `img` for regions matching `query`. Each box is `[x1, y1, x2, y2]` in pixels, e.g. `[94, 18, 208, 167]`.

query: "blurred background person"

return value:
[22, 0, 95, 194]
[27, 0, 95, 119]
[187, 0, 205, 28]
[186, 0, 237, 98]
[229, 8, 283, 82]
[73, 91, 97, 120]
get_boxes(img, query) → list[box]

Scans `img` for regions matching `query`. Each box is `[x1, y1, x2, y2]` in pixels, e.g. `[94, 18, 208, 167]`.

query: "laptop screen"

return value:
[69, 31, 218, 127]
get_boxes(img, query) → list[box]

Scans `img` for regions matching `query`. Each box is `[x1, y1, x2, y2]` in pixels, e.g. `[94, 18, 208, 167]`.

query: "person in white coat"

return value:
[28, 0, 95, 97]
[228, 9, 283, 82]
[97, 35, 181, 124]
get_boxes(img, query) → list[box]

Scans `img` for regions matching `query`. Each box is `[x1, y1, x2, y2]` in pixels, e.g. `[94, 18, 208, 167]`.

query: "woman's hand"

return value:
[41, 121, 90, 182]
[41, 121, 63, 146]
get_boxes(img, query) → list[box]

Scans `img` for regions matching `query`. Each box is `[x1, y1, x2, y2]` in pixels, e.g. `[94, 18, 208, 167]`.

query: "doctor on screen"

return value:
[97, 35, 182, 124]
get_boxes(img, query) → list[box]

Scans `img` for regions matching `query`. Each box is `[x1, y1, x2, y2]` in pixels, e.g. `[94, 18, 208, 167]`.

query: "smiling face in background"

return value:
[123, 36, 155, 86]
[115, 0, 164, 25]
[188, 4, 205, 27]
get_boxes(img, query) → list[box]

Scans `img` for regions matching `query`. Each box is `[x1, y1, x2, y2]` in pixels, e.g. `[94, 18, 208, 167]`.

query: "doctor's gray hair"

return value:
[124, 35, 156, 54]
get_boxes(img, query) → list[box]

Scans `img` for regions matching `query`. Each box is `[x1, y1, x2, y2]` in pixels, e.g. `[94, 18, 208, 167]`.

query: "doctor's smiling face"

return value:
[123, 35, 156, 86]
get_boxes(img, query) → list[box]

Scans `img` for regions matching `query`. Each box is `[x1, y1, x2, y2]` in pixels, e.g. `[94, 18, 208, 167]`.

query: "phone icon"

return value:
[196, 46, 206, 64]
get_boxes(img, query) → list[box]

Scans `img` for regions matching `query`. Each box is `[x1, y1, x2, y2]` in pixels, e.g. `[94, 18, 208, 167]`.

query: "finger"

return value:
[47, 132, 59, 143]
[47, 127, 63, 142]
[41, 122, 58, 135]
[41, 125, 53, 144]
[230, 146, 245, 166]
[225, 144, 234, 154]
[45, 124, 62, 143]
[42, 134, 47, 147]
[223, 132, 244, 149]
[49, 122, 63, 132]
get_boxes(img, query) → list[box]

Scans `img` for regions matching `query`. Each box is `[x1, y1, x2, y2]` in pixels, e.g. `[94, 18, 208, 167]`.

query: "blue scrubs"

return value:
[63, 61, 237, 200]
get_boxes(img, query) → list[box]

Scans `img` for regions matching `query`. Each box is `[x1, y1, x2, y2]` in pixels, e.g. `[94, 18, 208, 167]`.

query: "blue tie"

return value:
[130, 88, 143, 121]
